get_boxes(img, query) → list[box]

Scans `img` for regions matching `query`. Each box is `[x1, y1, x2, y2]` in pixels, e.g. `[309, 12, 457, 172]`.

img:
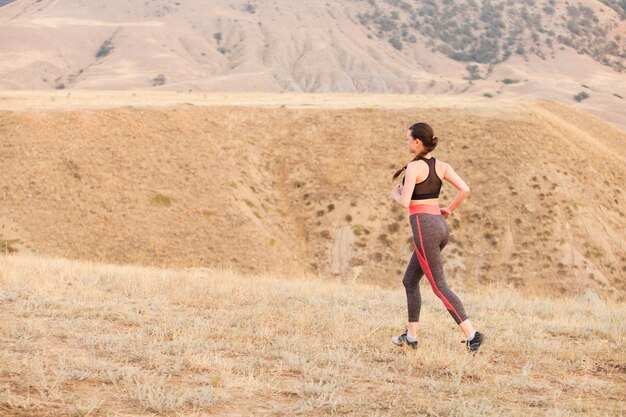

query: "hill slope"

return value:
[1, 0, 625, 130]
[0, 92, 624, 302]
[1, 0, 624, 89]
[1, 253, 624, 416]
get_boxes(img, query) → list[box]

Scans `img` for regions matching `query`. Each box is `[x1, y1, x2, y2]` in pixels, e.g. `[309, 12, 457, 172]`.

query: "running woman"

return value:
[389, 122, 485, 353]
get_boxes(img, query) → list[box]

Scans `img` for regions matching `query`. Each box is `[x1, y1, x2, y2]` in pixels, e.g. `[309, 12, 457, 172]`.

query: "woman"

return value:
[389, 122, 485, 353]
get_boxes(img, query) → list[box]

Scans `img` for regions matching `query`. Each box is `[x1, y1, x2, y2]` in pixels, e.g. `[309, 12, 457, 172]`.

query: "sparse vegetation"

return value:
[95, 38, 114, 58]
[598, 0, 626, 19]
[483, 92, 493, 98]
[1, 99, 623, 315]
[243, 2, 256, 13]
[354, 0, 626, 71]
[388, 36, 402, 50]
[466, 64, 482, 80]
[0, 238, 17, 253]
[63, 158, 81, 180]
[0, 254, 624, 415]
[151, 192, 172, 206]
[351, 224, 369, 236]
[574, 91, 590, 102]
[213, 32, 222, 43]
[501, 78, 519, 84]
[152, 74, 166, 87]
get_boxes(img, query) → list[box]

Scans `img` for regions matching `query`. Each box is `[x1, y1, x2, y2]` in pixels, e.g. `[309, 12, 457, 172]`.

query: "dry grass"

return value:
[1, 253, 624, 416]
[1, 95, 625, 303]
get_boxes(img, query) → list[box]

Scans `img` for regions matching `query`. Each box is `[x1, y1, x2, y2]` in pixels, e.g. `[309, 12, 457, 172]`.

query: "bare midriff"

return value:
[409, 198, 439, 206]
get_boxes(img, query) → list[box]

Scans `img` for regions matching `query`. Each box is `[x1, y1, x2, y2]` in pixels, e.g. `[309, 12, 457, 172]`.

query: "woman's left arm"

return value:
[390, 162, 418, 208]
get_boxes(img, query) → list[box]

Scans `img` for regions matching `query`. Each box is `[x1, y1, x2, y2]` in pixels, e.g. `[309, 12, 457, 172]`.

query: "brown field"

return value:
[1, 253, 624, 416]
[0, 91, 624, 416]
[1, 92, 624, 302]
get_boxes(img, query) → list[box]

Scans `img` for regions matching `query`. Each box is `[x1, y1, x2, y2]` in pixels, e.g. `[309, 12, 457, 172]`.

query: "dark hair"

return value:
[392, 122, 438, 182]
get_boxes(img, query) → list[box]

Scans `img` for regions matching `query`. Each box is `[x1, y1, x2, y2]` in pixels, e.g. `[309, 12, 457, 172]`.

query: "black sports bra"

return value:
[401, 157, 443, 200]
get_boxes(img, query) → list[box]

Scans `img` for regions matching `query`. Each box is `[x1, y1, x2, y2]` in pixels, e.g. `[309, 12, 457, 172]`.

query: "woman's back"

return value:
[403, 156, 448, 205]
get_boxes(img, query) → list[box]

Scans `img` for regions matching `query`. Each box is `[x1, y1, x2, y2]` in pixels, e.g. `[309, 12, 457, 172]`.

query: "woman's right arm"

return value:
[443, 164, 470, 215]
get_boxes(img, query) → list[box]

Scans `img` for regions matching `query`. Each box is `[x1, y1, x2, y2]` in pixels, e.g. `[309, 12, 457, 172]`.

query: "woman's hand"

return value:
[390, 184, 402, 200]
[440, 207, 452, 219]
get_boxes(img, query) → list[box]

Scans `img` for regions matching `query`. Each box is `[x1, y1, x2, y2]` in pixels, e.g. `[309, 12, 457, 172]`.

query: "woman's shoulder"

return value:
[434, 157, 449, 167]
[434, 157, 450, 178]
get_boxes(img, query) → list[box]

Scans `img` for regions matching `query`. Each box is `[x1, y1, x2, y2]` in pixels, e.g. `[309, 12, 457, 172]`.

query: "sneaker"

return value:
[391, 330, 418, 349]
[461, 331, 485, 353]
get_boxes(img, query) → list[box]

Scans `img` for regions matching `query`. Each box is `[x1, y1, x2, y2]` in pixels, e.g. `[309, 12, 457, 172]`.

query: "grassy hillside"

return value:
[0, 253, 623, 416]
[0, 93, 624, 302]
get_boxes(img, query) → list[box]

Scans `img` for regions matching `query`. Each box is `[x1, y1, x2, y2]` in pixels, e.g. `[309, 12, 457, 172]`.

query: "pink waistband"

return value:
[408, 204, 441, 216]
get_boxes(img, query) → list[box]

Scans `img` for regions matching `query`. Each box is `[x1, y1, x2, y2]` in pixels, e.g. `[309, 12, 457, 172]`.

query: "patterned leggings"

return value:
[403, 205, 469, 325]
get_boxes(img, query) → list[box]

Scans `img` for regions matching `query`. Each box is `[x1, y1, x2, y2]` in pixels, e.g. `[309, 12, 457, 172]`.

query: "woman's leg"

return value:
[459, 319, 477, 339]
[439, 219, 477, 337]
[402, 251, 423, 338]
[409, 214, 469, 326]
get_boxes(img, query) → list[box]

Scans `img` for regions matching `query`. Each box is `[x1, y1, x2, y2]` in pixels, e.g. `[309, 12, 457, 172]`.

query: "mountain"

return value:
[1, 0, 624, 130]
[1, 92, 624, 302]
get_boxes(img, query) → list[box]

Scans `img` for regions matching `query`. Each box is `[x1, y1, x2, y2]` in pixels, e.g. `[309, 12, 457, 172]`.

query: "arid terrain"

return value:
[1, 0, 625, 130]
[1, 2, 625, 414]
[1, 252, 624, 416]
[1, 92, 625, 304]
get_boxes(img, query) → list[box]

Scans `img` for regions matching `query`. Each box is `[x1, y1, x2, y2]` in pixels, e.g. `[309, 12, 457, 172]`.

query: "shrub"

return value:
[466, 64, 481, 80]
[0, 239, 17, 253]
[389, 36, 403, 50]
[96, 39, 114, 58]
[152, 74, 166, 86]
[152, 193, 172, 206]
[574, 91, 590, 102]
